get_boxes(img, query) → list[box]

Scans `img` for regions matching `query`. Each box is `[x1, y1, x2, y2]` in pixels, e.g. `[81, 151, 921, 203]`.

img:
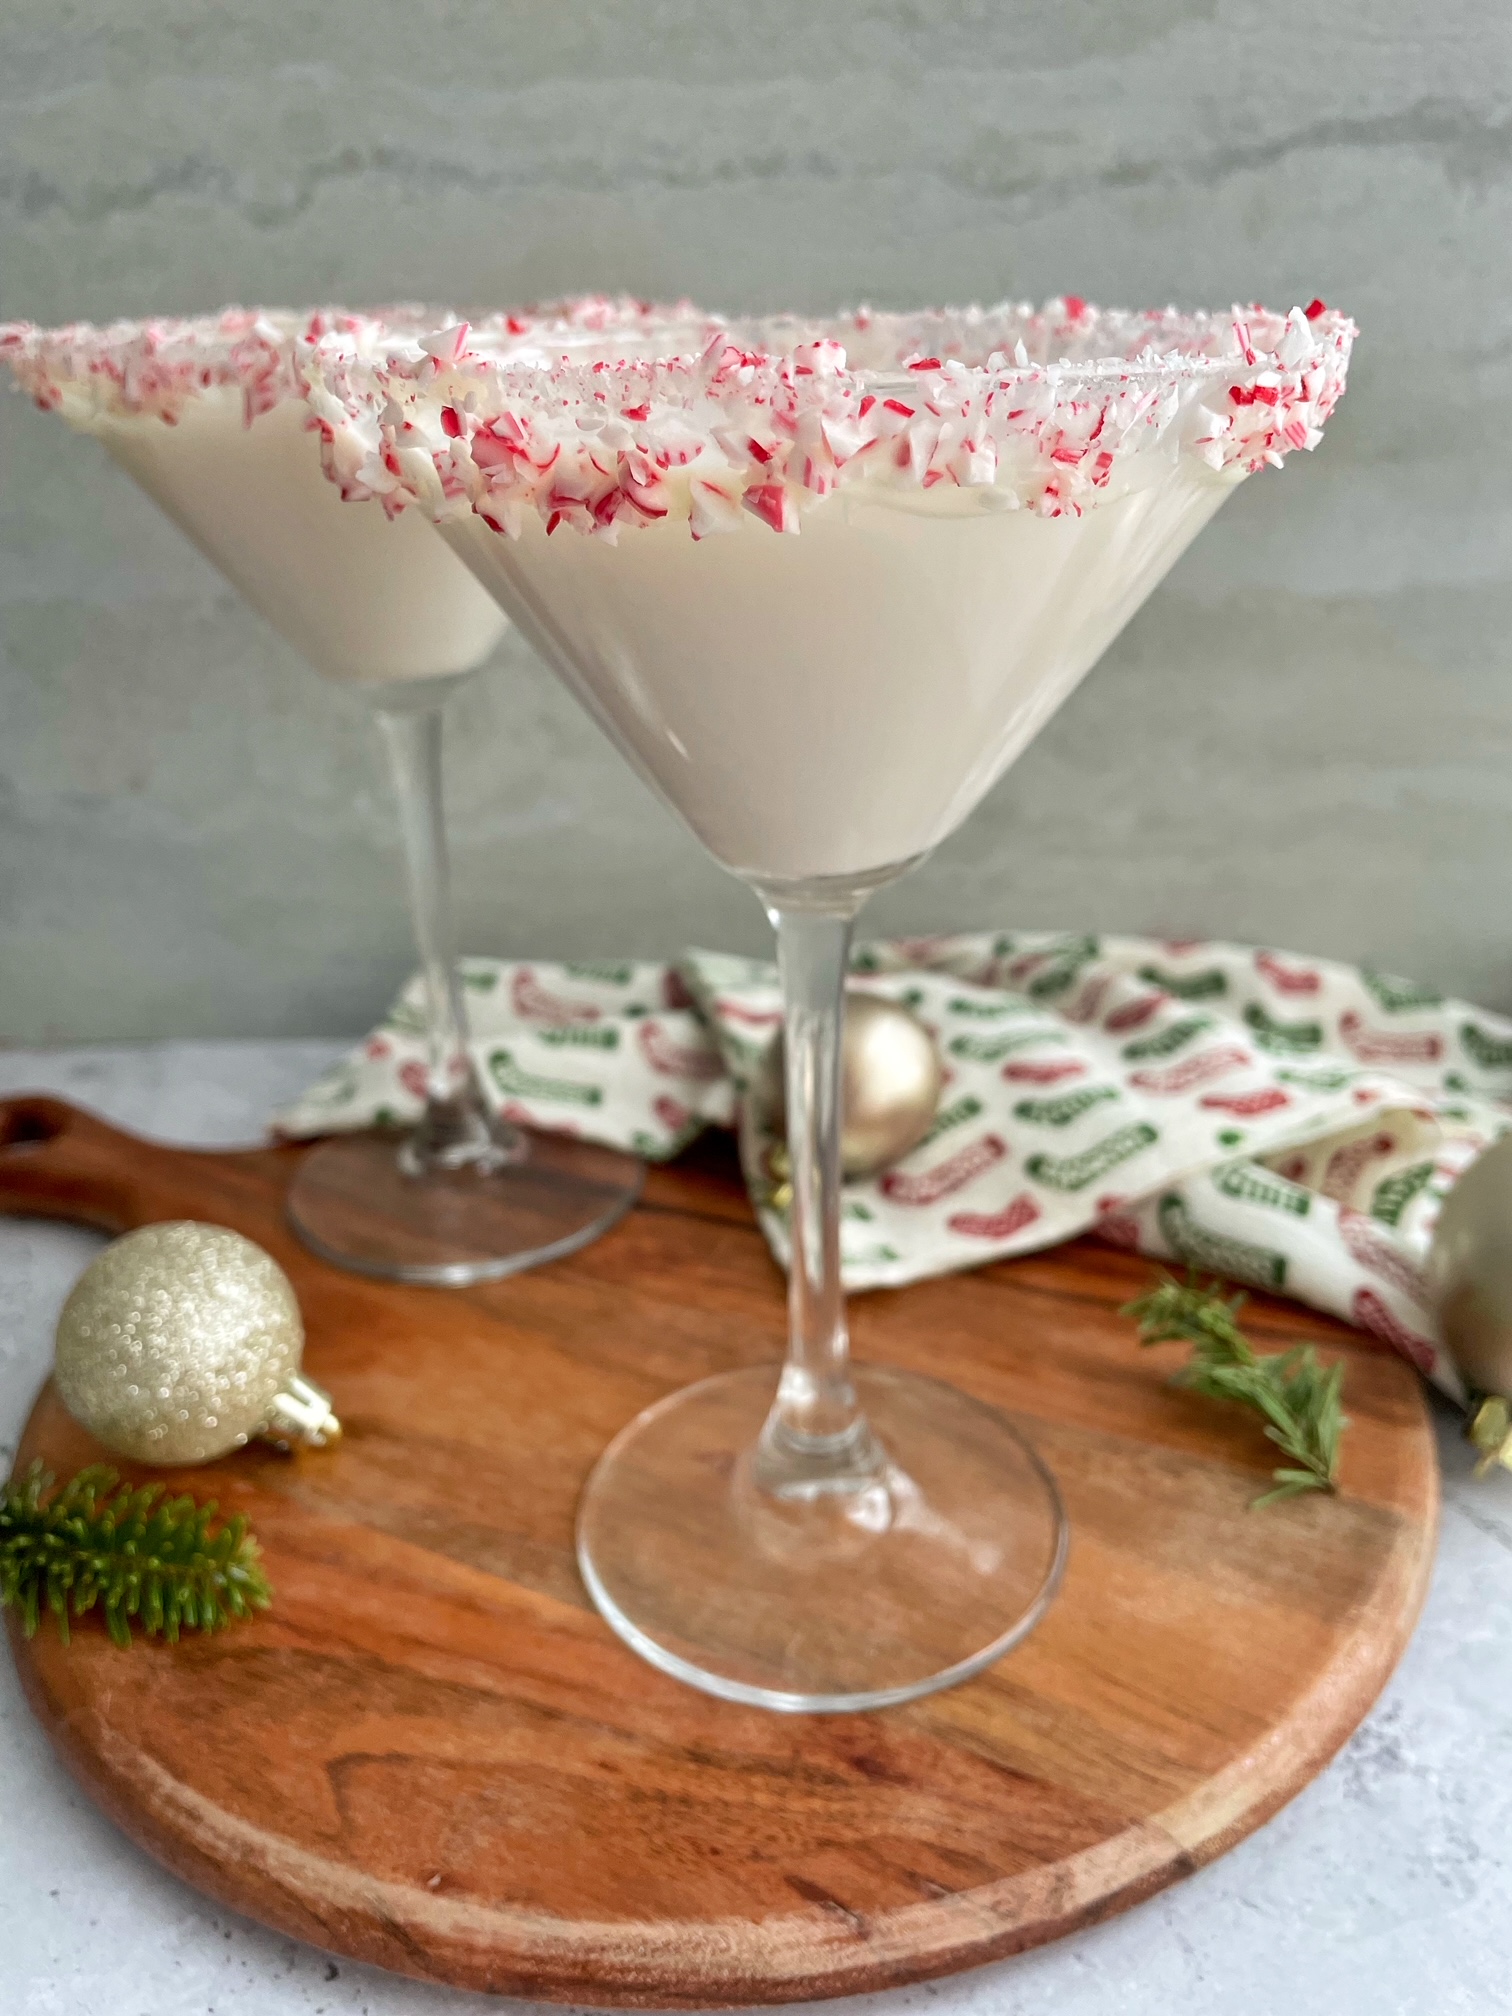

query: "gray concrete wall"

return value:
[2, 0, 1508, 1041]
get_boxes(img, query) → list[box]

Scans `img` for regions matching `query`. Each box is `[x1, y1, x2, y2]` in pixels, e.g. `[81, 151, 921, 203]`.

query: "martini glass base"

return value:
[287, 1127, 643, 1285]
[577, 1363, 1067, 1713]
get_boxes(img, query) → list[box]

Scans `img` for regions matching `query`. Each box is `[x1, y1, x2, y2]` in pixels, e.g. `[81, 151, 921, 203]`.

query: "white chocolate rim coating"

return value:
[301, 296, 1354, 538]
[0, 297, 714, 431]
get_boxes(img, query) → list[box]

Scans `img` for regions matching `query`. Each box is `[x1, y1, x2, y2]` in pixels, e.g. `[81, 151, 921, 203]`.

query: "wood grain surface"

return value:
[0, 1095, 1437, 2008]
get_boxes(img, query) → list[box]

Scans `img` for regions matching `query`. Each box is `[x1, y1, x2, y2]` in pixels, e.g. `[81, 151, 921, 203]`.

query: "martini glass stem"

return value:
[373, 695, 519, 1176]
[756, 899, 883, 1496]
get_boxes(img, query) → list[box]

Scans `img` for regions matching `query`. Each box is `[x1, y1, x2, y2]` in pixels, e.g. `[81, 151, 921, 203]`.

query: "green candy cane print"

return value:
[1021, 936, 1101, 1001]
[1211, 1162, 1313, 1216]
[383, 997, 428, 1038]
[1361, 969, 1443, 1012]
[948, 1028, 1059, 1062]
[536, 1023, 622, 1050]
[1277, 1065, 1357, 1092]
[1012, 1085, 1120, 1128]
[1026, 1121, 1158, 1191]
[1157, 1195, 1288, 1289]
[564, 960, 636, 984]
[1121, 1017, 1214, 1063]
[919, 1094, 985, 1145]
[1243, 1004, 1325, 1054]
[1137, 963, 1229, 1001]
[1461, 1022, 1512, 1071]
[487, 1049, 604, 1107]
[945, 995, 1038, 1021]
[1370, 1159, 1435, 1228]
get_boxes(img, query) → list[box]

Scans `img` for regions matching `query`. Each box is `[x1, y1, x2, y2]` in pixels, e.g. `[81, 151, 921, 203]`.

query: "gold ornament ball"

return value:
[762, 990, 944, 1179]
[1428, 1133, 1512, 1399]
[54, 1221, 334, 1465]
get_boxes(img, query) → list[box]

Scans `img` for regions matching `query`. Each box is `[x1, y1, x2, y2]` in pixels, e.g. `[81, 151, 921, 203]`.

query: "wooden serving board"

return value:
[0, 1095, 1436, 2009]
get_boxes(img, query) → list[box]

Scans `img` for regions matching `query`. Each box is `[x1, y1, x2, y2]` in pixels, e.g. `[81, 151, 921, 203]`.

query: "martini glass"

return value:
[320, 297, 1354, 1705]
[1, 307, 644, 1284]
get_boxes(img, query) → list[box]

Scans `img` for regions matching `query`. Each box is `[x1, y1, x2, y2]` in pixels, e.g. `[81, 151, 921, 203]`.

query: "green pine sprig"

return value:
[1125, 1273, 1348, 1507]
[0, 1462, 272, 1647]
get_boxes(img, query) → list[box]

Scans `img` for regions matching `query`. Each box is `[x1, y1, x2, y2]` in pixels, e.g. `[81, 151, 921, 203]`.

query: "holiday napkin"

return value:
[275, 935, 1512, 1402]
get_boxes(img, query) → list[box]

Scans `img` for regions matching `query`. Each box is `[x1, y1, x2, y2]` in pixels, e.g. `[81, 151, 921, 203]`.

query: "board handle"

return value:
[0, 1096, 179, 1235]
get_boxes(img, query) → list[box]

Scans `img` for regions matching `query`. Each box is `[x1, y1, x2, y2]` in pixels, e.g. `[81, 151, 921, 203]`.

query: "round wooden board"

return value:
[1, 1095, 1436, 2009]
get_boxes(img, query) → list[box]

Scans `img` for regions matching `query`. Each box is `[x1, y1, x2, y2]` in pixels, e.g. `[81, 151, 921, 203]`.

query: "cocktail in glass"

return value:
[308, 297, 1354, 1705]
[1, 304, 651, 1284]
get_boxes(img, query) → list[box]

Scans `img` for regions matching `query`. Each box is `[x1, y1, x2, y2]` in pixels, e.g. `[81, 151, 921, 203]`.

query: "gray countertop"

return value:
[1, 1042, 1509, 2016]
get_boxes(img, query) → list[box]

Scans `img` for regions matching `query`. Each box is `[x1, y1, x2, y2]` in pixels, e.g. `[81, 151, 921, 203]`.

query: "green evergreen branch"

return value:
[0, 1463, 271, 1647]
[1125, 1272, 1348, 1506]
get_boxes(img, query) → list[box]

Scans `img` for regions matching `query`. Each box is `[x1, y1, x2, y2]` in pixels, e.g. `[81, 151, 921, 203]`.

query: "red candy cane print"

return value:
[879, 1134, 1007, 1205]
[1095, 1213, 1144, 1251]
[1104, 993, 1165, 1032]
[637, 1019, 725, 1081]
[1128, 1045, 1250, 1095]
[1063, 974, 1113, 1025]
[891, 935, 953, 963]
[1338, 1211, 1431, 1308]
[716, 997, 783, 1029]
[1199, 1088, 1292, 1117]
[652, 1094, 694, 1134]
[1255, 950, 1322, 995]
[1351, 1287, 1437, 1375]
[1339, 1010, 1443, 1067]
[1001, 1058, 1087, 1085]
[511, 967, 602, 1024]
[1089, 1192, 1142, 1249]
[1321, 1131, 1397, 1201]
[1004, 948, 1060, 988]
[947, 1193, 1042, 1240]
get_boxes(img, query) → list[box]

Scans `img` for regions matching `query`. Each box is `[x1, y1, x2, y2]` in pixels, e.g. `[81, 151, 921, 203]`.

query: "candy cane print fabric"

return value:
[683, 936, 1509, 1397]
[276, 958, 733, 1158]
[277, 936, 1512, 1394]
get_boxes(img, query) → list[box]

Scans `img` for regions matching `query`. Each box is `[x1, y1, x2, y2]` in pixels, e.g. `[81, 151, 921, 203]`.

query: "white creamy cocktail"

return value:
[444, 452, 1231, 885]
[4, 310, 505, 687]
[98, 389, 505, 687]
[306, 296, 1355, 1707]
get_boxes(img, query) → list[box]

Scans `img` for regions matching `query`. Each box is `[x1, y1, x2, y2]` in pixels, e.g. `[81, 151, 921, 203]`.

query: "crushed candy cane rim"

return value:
[0, 307, 408, 428]
[0, 296, 715, 430]
[300, 295, 1354, 537]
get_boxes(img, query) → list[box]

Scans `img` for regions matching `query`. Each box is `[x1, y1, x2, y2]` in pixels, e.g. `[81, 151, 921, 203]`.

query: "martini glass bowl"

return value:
[319, 297, 1354, 1706]
[1, 307, 644, 1284]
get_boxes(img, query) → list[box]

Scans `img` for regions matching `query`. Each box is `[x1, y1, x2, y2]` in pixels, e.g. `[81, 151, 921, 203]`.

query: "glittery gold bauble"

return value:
[54, 1222, 339, 1465]
[761, 991, 944, 1180]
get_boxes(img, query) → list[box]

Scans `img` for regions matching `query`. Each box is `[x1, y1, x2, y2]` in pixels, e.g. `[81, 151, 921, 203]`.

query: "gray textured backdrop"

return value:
[2, 0, 1509, 1041]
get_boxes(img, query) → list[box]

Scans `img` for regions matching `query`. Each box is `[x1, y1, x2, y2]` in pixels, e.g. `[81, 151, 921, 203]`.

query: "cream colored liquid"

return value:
[96, 394, 506, 684]
[442, 456, 1238, 885]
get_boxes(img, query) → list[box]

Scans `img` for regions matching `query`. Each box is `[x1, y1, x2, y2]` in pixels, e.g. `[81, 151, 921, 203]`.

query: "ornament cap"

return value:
[262, 1372, 342, 1452]
[1468, 1395, 1512, 1479]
